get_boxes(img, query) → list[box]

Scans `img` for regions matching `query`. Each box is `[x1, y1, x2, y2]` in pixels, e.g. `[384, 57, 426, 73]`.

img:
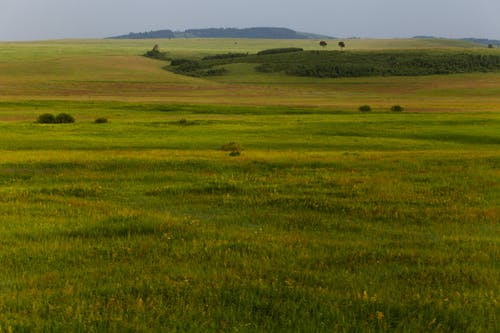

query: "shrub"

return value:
[359, 105, 372, 112]
[391, 105, 405, 112]
[170, 58, 197, 66]
[177, 118, 197, 126]
[174, 61, 203, 71]
[254, 51, 500, 78]
[55, 113, 75, 123]
[144, 45, 170, 60]
[202, 53, 248, 60]
[169, 60, 227, 77]
[220, 142, 242, 152]
[36, 113, 56, 124]
[204, 68, 228, 76]
[94, 117, 108, 123]
[257, 48, 304, 56]
[168, 60, 212, 77]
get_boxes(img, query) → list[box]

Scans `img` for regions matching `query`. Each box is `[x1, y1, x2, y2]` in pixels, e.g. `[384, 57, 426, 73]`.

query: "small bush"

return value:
[55, 113, 75, 123]
[359, 105, 372, 112]
[144, 45, 170, 60]
[391, 105, 405, 112]
[36, 113, 56, 124]
[94, 117, 108, 123]
[177, 118, 197, 126]
[144, 50, 169, 60]
[220, 142, 242, 152]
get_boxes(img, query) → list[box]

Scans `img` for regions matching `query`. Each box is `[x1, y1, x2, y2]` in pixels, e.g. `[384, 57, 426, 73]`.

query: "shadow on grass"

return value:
[65, 216, 159, 239]
[61, 216, 200, 240]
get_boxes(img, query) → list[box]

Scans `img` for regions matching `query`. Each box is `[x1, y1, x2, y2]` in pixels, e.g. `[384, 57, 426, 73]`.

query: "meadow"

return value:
[0, 38, 498, 332]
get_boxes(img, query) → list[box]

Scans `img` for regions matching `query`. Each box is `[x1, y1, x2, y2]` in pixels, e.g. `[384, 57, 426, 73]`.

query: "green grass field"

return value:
[0, 38, 498, 332]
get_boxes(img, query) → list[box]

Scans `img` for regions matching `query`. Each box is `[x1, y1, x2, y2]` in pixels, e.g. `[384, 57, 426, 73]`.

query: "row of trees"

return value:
[320, 40, 346, 50]
[288, 53, 500, 78]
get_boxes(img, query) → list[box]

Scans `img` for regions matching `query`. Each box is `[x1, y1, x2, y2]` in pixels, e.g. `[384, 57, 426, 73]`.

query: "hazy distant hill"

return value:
[461, 38, 500, 46]
[181, 28, 306, 39]
[109, 27, 333, 40]
[109, 29, 175, 39]
[413, 36, 499, 47]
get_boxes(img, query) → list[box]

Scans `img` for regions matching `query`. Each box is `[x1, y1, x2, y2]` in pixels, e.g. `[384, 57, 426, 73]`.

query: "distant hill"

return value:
[108, 30, 175, 39]
[461, 38, 500, 46]
[412, 36, 437, 39]
[181, 28, 314, 39]
[108, 27, 334, 40]
[413, 36, 500, 47]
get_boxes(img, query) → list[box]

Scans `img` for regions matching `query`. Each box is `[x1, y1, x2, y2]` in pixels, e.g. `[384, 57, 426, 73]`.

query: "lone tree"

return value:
[338, 41, 346, 50]
[319, 40, 328, 48]
[145, 44, 166, 59]
[488, 44, 494, 49]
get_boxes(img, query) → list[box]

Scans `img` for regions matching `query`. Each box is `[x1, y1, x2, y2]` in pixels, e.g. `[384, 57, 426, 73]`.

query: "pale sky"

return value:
[1, 0, 499, 41]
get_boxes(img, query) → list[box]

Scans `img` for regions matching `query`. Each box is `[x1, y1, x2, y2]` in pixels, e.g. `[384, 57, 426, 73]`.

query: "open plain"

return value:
[0, 38, 498, 332]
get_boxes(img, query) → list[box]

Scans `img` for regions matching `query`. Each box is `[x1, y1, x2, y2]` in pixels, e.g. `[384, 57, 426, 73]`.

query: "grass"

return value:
[0, 38, 498, 331]
[1, 39, 499, 112]
[0, 104, 498, 332]
[0, 38, 483, 62]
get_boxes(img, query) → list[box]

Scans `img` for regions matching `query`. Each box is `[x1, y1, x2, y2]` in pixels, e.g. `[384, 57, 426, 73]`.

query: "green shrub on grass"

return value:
[221, 142, 243, 156]
[37, 113, 75, 124]
[220, 142, 242, 152]
[177, 118, 198, 126]
[36, 113, 56, 124]
[257, 48, 304, 55]
[55, 113, 75, 123]
[359, 105, 372, 112]
[202, 53, 248, 60]
[94, 117, 108, 123]
[391, 105, 405, 112]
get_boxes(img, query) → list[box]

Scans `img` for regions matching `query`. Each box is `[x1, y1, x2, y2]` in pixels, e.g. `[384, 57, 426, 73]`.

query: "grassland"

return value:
[0, 38, 498, 332]
[2, 39, 500, 112]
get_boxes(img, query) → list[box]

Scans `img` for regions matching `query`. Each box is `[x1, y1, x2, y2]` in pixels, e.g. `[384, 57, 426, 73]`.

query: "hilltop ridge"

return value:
[108, 27, 334, 40]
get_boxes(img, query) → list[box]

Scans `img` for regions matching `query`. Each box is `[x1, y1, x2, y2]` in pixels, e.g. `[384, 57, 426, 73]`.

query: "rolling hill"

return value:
[109, 27, 334, 40]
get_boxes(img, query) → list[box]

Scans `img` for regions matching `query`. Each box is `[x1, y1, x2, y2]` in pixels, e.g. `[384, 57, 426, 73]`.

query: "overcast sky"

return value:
[1, 0, 499, 41]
